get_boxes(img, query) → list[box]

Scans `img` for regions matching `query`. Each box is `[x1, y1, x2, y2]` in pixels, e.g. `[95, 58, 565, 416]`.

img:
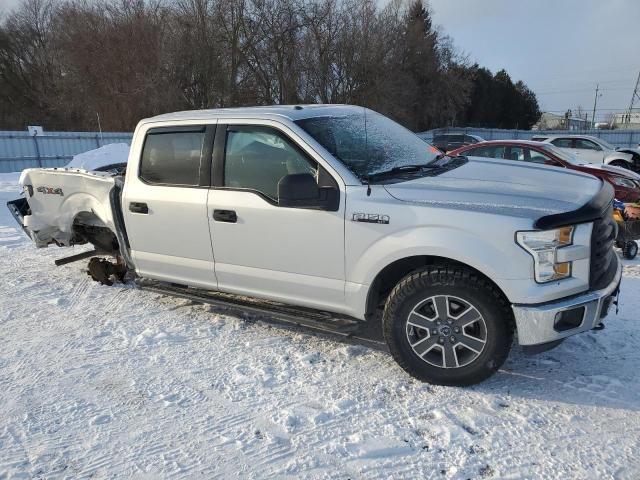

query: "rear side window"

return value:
[140, 129, 206, 186]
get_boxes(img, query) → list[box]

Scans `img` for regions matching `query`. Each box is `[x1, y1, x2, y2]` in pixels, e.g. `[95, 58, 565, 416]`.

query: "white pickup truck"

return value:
[7, 105, 622, 386]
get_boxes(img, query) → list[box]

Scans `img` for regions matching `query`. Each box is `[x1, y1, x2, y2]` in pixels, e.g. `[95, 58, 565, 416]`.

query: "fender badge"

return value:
[352, 213, 390, 224]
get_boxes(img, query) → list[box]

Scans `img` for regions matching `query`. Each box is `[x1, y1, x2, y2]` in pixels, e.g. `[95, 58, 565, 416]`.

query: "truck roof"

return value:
[144, 104, 364, 124]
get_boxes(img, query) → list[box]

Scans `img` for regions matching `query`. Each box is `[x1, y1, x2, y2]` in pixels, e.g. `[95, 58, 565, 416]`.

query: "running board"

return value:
[136, 279, 386, 350]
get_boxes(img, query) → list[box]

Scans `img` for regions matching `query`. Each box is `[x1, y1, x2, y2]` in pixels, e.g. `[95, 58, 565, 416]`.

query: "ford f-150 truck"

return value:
[7, 105, 622, 386]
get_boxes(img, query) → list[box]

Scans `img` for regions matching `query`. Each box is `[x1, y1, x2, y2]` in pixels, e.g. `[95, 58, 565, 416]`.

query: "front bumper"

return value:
[513, 257, 622, 346]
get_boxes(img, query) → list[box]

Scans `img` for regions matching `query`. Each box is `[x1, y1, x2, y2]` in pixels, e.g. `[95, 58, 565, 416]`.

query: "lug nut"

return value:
[450, 336, 456, 343]
[431, 329, 438, 335]
[438, 336, 445, 344]
[454, 327, 461, 333]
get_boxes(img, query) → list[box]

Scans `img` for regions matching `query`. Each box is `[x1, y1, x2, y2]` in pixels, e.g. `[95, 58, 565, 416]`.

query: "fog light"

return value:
[553, 307, 585, 332]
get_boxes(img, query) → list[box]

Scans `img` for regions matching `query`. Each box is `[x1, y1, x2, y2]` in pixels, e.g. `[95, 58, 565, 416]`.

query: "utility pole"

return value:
[591, 84, 601, 129]
[625, 71, 640, 126]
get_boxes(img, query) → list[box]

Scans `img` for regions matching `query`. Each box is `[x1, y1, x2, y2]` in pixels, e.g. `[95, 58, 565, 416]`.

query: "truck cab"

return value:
[9, 105, 622, 386]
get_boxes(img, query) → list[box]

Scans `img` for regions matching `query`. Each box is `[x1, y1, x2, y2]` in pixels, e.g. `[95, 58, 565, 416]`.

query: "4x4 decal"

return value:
[36, 186, 64, 196]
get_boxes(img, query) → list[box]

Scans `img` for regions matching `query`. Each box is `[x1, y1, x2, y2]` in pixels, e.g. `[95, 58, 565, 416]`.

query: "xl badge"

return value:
[352, 213, 390, 224]
[36, 186, 64, 196]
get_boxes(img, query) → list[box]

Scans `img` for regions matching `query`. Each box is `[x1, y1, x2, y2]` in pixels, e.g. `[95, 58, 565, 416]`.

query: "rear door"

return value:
[206, 121, 346, 312]
[123, 124, 218, 289]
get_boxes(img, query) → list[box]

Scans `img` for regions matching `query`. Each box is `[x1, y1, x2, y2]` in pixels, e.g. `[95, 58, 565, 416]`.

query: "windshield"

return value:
[541, 144, 583, 165]
[295, 111, 441, 179]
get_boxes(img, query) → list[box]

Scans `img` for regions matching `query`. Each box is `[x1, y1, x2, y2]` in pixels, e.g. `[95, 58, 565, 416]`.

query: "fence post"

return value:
[32, 133, 42, 168]
[95, 134, 101, 149]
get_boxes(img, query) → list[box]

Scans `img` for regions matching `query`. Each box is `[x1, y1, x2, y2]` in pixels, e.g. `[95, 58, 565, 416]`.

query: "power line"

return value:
[625, 71, 640, 125]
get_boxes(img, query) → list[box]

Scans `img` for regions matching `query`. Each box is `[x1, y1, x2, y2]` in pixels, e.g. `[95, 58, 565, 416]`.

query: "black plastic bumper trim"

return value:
[534, 181, 614, 230]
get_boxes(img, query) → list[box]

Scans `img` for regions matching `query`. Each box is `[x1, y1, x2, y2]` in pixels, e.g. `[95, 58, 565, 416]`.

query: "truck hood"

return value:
[383, 157, 603, 222]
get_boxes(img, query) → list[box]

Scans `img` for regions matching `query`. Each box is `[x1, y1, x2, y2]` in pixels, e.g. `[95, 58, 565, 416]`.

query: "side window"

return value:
[551, 138, 573, 148]
[224, 127, 317, 200]
[466, 146, 505, 158]
[506, 147, 527, 162]
[575, 139, 601, 151]
[527, 148, 553, 164]
[140, 129, 205, 186]
[464, 135, 479, 144]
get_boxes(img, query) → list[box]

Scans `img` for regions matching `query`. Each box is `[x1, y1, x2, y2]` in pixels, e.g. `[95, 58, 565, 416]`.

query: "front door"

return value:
[123, 124, 218, 289]
[207, 123, 346, 312]
[573, 138, 605, 164]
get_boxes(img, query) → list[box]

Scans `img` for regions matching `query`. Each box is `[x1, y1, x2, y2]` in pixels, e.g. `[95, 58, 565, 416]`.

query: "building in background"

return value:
[533, 111, 590, 130]
[612, 111, 640, 129]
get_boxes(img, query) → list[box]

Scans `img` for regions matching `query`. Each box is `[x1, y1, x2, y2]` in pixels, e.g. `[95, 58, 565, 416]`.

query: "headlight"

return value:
[516, 226, 574, 283]
[611, 177, 637, 189]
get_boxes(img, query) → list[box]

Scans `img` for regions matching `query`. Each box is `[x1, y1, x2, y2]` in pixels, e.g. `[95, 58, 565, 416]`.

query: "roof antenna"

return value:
[364, 106, 371, 196]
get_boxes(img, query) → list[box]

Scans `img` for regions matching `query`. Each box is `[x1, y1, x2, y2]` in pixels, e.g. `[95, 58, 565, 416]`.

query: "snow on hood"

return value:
[65, 143, 130, 171]
[384, 157, 602, 221]
[580, 162, 640, 181]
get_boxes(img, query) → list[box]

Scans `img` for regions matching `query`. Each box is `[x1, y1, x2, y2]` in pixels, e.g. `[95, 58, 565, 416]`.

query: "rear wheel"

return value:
[623, 241, 638, 260]
[382, 265, 513, 386]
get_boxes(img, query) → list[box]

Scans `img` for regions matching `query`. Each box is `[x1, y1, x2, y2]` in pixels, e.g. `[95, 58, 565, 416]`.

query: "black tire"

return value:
[382, 265, 513, 386]
[623, 241, 638, 260]
[609, 160, 632, 170]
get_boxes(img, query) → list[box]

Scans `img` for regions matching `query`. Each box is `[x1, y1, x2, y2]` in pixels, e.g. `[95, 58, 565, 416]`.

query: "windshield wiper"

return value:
[365, 164, 437, 182]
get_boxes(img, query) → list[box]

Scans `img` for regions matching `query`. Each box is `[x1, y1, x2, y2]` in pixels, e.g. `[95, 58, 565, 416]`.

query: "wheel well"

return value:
[364, 255, 509, 320]
[72, 212, 119, 253]
[609, 159, 631, 166]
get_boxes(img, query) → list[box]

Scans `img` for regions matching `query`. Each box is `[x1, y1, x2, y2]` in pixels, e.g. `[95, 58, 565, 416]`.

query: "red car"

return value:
[449, 140, 640, 203]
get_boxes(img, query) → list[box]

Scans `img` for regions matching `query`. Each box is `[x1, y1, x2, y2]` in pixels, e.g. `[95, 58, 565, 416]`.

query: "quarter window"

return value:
[224, 127, 317, 200]
[140, 130, 206, 186]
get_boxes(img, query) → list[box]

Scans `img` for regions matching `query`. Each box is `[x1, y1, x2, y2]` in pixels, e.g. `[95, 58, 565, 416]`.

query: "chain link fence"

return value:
[418, 127, 640, 149]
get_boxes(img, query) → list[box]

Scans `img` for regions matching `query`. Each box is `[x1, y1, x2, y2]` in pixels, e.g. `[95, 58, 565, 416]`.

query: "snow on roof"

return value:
[66, 143, 130, 170]
[144, 104, 366, 124]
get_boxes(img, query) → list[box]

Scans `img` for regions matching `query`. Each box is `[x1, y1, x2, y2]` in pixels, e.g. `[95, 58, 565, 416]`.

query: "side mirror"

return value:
[278, 173, 339, 211]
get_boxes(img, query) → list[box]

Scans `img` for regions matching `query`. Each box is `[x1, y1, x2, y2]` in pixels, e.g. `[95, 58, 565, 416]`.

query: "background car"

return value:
[531, 134, 636, 171]
[449, 140, 640, 203]
[431, 133, 485, 153]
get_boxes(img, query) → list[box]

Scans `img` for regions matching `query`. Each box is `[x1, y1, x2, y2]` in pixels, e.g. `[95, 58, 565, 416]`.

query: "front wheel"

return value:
[383, 265, 513, 386]
[609, 160, 632, 170]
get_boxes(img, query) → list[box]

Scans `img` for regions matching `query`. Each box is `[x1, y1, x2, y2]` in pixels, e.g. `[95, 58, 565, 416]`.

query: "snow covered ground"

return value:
[1, 171, 639, 479]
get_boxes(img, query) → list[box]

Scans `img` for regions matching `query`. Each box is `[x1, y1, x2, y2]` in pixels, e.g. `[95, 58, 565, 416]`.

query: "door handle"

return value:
[213, 209, 237, 223]
[129, 202, 149, 214]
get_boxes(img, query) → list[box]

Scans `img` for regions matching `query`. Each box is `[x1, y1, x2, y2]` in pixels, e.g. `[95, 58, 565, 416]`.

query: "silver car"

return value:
[532, 134, 634, 170]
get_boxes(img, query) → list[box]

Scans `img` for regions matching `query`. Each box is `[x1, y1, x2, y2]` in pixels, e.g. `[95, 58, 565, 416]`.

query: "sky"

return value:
[1, 0, 639, 123]
[428, 0, 640, 122]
